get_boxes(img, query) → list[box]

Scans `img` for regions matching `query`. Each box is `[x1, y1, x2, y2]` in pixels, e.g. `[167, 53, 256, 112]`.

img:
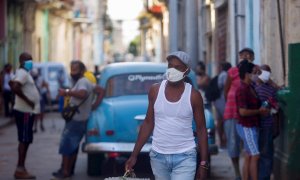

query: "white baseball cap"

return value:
[166, 51, 191, 67]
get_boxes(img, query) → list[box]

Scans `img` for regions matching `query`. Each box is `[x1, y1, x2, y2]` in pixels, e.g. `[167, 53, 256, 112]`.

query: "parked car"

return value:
[33, 62, 70, 103]
[83, 62, 218, 176]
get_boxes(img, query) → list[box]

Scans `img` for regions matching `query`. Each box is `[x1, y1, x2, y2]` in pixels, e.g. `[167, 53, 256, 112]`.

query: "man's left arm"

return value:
[191, 89, 208, 180]
[58, 88, 87, 99]
[59, 79, 89, 99]
[92, 85, 105, 110]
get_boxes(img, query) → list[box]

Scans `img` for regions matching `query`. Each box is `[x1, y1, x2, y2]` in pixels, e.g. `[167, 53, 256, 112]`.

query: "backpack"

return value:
[205, 75, 221, 102]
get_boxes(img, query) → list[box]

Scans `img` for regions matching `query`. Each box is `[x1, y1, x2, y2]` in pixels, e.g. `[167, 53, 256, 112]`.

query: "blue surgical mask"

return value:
[23, 60, 33, 71]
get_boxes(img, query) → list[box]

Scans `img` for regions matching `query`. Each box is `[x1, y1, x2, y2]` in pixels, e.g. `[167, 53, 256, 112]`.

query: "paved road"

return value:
[0, 112, 238, 180]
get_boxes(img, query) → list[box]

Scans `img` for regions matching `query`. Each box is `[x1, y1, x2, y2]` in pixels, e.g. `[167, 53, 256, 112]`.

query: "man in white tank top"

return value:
[126, 51, 209, 180]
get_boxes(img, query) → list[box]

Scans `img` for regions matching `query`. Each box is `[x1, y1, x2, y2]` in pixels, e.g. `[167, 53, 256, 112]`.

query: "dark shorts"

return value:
[14, 110, 35, 143]
[59, 120, 86, 156]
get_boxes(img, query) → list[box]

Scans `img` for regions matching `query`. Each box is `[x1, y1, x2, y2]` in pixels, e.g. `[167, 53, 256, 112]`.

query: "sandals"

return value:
[14, 170, 36, 179]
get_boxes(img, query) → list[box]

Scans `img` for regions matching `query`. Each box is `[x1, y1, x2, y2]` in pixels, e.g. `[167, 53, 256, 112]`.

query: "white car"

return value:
[33, 62, 70, 103]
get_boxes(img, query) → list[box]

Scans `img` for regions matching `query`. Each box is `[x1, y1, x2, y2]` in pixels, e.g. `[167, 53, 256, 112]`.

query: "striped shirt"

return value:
[254, 82, 277, 127]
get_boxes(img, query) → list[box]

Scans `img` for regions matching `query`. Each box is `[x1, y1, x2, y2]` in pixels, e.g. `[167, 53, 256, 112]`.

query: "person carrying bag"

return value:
[104, 170, 150, 180]
[52, 60, 105, 180]
[61, 91, 89, 123]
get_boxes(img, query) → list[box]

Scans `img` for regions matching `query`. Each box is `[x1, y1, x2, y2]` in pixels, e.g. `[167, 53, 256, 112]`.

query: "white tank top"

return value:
[152, 80, 196, 154]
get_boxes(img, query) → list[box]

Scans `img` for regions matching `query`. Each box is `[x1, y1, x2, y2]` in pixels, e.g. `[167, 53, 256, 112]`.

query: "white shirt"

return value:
[3, 72, 14, 91]
[152, 80, 196, 154]
[13, 68, 40, 114]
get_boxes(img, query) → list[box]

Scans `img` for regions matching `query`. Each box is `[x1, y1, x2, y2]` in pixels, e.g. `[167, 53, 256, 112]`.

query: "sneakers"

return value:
[14, 170, 36, 179]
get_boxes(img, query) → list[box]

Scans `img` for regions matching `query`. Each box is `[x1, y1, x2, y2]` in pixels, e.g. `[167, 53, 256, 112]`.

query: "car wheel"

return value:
[87, 153, 105, 176]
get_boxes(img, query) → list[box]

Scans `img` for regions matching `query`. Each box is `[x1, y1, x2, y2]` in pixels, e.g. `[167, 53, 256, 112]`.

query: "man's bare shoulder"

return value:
[148, 82, 161, 98]
[151, 82, 161, 89]
[191, 88, 203, 104]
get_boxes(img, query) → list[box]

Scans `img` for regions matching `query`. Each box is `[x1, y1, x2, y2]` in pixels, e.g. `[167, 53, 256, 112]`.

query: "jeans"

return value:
[259, 127, 274, 180]
[59, 120, 86, 156]
[224, 119, 241, 158]
[149, 148, 197, 180]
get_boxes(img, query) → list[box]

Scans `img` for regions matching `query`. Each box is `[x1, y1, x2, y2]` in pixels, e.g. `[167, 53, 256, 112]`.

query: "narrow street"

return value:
[0, 0, 299, 179]
[0, 112, 239, 180]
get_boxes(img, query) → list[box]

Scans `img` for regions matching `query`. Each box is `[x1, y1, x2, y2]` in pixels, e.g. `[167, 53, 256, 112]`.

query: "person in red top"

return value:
[235, 60, 269, 180]
[223, 48, 255, 180]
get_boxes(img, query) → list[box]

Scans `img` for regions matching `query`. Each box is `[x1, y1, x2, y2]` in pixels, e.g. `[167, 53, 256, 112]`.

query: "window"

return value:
[48, 67, 62, 80]
[105, 73, 164, 97]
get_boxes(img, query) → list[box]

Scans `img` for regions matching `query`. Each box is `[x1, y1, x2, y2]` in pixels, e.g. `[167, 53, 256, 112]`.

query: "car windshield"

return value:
[48, 66, 66, 83]
[106, 73, 164, 97]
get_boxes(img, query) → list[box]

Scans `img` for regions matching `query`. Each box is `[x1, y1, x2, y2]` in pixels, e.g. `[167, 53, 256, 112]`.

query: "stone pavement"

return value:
[0, 112, 242, 180]
[0, 115, 14, 129]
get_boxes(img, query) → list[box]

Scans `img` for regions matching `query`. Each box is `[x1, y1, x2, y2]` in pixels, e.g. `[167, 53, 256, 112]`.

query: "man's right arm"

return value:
[92, 85, 105, 110]
[9, 80, 34, 109]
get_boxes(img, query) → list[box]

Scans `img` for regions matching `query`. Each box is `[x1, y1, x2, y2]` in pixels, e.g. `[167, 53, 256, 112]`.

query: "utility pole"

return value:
[169, 0, 178, 52]
[92, 0, 104, 65]
[185, 0, 198, 69]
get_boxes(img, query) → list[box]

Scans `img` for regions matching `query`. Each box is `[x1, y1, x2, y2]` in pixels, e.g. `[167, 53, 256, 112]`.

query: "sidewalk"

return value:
[0, 115, 15, 129]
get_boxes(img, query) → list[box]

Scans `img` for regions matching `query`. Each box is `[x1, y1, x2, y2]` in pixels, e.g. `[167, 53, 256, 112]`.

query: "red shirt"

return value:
[223, 67, 240, 120]
[236, 81, 260, 127]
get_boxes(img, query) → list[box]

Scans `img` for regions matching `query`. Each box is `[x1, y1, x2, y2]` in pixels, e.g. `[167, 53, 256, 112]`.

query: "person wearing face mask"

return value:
[125, 51, 209, 180]
[222, 48, 255, 180]
[235, 60, 270, 180]
[254, 65, 278, 180]
[52, 60, 105, 180]
[9, 52, 40, 179]
[31, 68, 49, 133]
[196, 61, 211, 108]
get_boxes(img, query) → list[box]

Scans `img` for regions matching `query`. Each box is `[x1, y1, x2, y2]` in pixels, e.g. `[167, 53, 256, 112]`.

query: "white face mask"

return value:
[166, 68, 188, 82]
[258, 70, 271, 83]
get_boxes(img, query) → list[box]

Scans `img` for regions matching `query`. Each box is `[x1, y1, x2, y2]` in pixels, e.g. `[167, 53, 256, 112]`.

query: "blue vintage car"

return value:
[82, 62, 218, 175]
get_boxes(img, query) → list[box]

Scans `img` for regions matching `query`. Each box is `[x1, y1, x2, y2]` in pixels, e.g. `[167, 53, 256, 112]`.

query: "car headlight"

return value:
[207, 128, 215, 138]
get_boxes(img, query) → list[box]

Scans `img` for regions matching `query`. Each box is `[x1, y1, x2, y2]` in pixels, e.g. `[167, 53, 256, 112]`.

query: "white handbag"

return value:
[104, 170, 151, 180]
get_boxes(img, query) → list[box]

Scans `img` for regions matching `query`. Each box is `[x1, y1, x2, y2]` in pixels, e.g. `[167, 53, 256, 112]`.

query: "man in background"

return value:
[52, 60, 104, 180]
[9, 52, 40, 179]
[254, 65, 278, 180]
[213, 61, 232, 149]
[1, 63, 15, 117]
[31, 68, 49, 132]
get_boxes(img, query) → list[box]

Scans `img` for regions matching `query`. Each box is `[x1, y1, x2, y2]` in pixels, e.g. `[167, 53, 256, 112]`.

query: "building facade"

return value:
[164, 0, 300, 178]
[0, 0, 109, 72]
